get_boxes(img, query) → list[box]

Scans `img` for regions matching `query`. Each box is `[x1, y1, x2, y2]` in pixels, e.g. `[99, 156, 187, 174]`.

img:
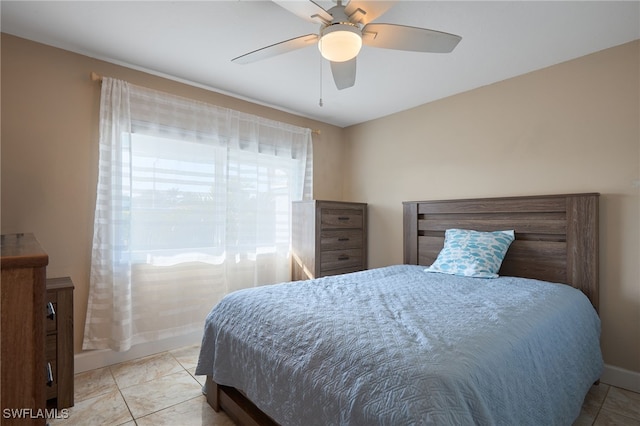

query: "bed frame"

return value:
[206, 192, 600, 426]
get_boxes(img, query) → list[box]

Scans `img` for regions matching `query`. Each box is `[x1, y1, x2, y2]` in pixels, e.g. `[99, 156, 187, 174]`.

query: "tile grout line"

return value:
[109, 364, 137, 425]
[115, 349, 202, 423]
[110, 350, 189, 390]
[134, 394, 206, 423]
[591, 384, 611, 425]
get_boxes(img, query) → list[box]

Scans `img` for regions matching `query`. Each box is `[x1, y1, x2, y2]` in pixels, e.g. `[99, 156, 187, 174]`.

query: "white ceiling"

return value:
[2, 1, 639, 127]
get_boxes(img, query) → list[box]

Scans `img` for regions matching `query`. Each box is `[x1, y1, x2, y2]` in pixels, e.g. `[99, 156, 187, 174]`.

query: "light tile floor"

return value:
[50, 345, 233, 426]
[51, 345, 640, 425]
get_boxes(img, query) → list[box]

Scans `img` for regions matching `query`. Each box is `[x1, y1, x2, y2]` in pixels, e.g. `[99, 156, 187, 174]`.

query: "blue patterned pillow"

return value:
[425, 229, 515, 278]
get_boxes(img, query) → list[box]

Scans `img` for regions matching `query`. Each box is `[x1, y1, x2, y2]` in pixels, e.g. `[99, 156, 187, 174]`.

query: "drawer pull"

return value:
[338, 254, 350, 261]
[46, 363, 54, 387]
[46, 302, 56, 321]
[338, 238, 350, 242]
[338, 217, 350, 221]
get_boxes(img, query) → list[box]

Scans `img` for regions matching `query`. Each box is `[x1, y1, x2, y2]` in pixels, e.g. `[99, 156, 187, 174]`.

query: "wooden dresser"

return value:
[1, 233, 48, 426]
[45, 277, 74, 409]
[292, 200, 367, 281]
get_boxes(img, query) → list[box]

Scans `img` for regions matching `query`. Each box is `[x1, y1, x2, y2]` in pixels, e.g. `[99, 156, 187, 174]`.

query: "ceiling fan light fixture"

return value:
[318, 23, 362, 62]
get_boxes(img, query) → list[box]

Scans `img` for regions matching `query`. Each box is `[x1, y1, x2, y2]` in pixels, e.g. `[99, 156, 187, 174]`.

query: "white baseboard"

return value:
[74, 331, 202, 374]
[601, 364, 640, 393]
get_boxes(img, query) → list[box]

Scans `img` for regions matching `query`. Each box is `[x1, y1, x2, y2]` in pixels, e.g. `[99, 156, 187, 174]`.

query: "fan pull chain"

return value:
[319, 51, 324, 107]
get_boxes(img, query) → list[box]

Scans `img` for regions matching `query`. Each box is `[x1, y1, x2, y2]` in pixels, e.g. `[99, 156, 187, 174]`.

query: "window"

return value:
[130, 133, 224, 265]
[83, 78, 312, 351]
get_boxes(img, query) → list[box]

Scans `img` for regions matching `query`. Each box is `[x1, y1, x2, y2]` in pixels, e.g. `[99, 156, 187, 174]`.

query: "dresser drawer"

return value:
[46, 291, 58, 333]
[320, 265, 365, 277]
[320, 249, 363, 272]
[45, 334, 57, 400]
[320, 209, 363, 229]
[45, 360, 57, 400]
[45, 334, 57, 360]
[320, 230, 363, 250]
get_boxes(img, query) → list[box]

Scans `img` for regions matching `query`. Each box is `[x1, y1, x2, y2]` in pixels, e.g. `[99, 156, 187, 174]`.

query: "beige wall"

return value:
[1, 34, 345, 354]
[344, 41, 640, 374]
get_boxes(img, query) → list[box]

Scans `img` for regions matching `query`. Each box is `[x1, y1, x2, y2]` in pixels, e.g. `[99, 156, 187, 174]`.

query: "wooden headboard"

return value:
[403, 193, 599, 311]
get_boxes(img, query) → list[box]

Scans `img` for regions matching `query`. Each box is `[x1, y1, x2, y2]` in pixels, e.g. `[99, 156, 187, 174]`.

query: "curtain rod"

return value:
[89, 71, 321, 136]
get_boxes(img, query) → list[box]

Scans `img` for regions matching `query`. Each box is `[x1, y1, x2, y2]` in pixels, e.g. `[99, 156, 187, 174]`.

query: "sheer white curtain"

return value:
[83, 78, 312, 352]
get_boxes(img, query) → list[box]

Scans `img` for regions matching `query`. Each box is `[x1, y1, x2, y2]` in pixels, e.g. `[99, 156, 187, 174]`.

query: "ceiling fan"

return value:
[232, 0, 462, 90]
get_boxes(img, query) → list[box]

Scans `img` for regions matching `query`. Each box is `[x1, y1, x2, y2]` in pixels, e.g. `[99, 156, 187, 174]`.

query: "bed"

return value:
[196, 193, 602, 425]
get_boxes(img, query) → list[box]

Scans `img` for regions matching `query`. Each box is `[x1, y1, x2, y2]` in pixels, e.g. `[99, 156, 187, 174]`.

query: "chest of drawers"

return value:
[1, 233, 48, 426]
[45, 277, 74, 409]
[292, 200, 367, 280]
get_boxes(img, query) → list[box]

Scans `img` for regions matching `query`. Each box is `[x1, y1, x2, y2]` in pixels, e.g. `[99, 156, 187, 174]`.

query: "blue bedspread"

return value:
[196, 265, 602, 425]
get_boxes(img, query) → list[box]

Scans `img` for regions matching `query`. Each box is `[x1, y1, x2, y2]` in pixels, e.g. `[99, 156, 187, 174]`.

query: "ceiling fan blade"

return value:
[330, 58, 356, 90]
[232, 34, 319, 64]
[362, 23, 461, 53]
[272, 0, 332, 24]
[344, 1, 397, 25]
